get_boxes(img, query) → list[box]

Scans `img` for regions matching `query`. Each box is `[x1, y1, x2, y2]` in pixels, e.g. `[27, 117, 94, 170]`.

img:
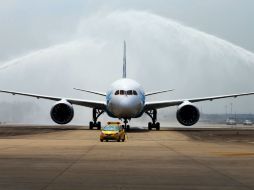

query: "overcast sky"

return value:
[0, 0, 254, 124]
[1, 0, 254, 61]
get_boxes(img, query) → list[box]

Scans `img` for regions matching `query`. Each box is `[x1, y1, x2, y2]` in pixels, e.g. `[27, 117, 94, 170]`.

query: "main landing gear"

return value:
[145, 109, 160, 131]
[89, 108, 104, 130]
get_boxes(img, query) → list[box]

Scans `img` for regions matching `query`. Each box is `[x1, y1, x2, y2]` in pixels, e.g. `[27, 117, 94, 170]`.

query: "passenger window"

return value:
[115, 90, 119, 95]
[133, 90, 138, 95]
[127, 90, 132, 95]
[120, 90, 125, 95]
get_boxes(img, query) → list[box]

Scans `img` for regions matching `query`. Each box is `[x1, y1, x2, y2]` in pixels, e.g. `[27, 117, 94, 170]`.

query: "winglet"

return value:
[123, 41, 127, 78]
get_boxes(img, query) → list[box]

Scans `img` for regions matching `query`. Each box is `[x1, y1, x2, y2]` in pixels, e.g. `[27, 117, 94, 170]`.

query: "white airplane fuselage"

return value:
[106, 78, 145, 119]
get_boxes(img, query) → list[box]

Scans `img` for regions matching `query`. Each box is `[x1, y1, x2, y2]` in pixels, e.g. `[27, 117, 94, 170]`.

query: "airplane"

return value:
[0, 41, 254, 131]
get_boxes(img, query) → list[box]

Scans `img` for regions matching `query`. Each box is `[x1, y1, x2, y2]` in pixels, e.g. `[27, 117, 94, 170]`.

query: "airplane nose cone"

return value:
[117, 98, 142, 117]
[120, 99, 131, 109]
[108, 97, 143, 118]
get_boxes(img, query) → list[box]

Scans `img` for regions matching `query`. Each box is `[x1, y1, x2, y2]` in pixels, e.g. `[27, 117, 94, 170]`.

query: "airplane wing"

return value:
[73, 88, 106, 96]
[145, 89, 174, 96]
[145, 92, 254, 110]
[0, 90, 106, 110]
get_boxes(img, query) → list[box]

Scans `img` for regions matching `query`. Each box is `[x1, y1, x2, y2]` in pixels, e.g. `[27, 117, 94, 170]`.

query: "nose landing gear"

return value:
[89, 108, 104, 130]
[145, 109, 160, 130]
[122, 118, 130, 131]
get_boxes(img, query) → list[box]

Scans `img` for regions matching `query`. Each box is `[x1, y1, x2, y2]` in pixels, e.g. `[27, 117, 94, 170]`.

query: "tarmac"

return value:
[0, 125, 254, 190]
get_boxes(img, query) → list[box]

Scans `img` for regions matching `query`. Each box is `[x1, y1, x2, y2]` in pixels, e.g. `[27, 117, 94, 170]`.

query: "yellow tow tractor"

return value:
[100, 122, 126, 142]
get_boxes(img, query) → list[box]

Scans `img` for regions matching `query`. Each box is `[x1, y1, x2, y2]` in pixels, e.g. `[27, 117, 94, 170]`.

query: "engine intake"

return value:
[50, 100, 74, 124]
[176, 101, 200, 126]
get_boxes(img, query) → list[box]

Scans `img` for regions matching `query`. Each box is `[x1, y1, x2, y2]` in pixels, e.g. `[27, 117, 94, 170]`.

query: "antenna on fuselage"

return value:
[123, 41, 127, 78]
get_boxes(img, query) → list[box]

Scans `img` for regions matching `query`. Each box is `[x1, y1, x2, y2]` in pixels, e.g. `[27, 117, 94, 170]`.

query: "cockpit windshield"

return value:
[115, 90, 138, 96]
[115, 90, 119, 95]
[127, 90, 132, 95]
[120, 90, 125, 95]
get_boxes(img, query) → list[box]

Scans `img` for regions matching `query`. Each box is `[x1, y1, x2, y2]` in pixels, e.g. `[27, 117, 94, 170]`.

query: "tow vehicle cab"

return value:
[100, 122, 126, 142]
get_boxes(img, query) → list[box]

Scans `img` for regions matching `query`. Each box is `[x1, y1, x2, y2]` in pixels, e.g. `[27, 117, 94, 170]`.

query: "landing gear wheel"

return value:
[126, 125, 130, 132]
[89, 108, 104, 130]
[146, 109, 160, 131]
[148, 122, 160, 130]
[89, 121, 94, 130]
[97, 122, 101, 130]
[156, 122, 160, 131]
[148, 122, 152, 130]
[89, 122, 101, 130]
[123, 119, 130, 131]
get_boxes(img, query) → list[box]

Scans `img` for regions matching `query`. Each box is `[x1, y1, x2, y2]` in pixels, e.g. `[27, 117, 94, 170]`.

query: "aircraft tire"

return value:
[97, 122, 101, 130]
[156, 122, 160, 131]
[148, 122, 152, 130]
[89, 122, 93, 130]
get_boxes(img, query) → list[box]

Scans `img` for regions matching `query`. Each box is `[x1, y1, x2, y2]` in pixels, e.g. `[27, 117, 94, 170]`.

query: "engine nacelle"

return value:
[176, 101, 200, 126]
[50, 100, 74, 124]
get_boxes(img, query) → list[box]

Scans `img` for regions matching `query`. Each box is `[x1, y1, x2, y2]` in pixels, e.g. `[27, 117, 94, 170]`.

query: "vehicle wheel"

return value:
[100, 139, 103, 142]
[106, 140, 108, 142]
[122, 136, 125, 142]
[156, 122, 160, 131]
[148, 122, 152, 130]
[117, 137, 121, 142]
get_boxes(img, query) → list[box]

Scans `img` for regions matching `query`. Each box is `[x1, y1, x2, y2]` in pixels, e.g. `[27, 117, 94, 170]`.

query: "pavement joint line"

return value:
[40, 143, 98, 190]
[153, 137, 253, 190]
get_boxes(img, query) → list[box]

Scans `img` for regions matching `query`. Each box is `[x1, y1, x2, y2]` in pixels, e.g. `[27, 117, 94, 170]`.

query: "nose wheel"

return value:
[146, 109, 160, 130]
[122, 118, 130, 131]
[89, 108, 104, 130]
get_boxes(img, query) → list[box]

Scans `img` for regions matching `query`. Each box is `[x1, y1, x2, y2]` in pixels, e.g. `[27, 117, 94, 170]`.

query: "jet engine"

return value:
[176, 101, 200, 126]
[50, 100, 74, 124]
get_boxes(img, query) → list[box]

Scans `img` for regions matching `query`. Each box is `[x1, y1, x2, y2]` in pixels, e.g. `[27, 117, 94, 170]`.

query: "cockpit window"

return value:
[115, 90, 119, 95]
[120, 90, 125, 95]
[115, 90, 138, 96]
[127, 90, 132, 95]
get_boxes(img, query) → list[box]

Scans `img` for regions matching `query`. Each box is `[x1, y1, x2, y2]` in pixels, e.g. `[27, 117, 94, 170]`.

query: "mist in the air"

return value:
[0, 2, 254, 124]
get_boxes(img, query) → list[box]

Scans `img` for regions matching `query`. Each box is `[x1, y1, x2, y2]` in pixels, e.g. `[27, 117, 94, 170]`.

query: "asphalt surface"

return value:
[0, 125, 254, 190]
